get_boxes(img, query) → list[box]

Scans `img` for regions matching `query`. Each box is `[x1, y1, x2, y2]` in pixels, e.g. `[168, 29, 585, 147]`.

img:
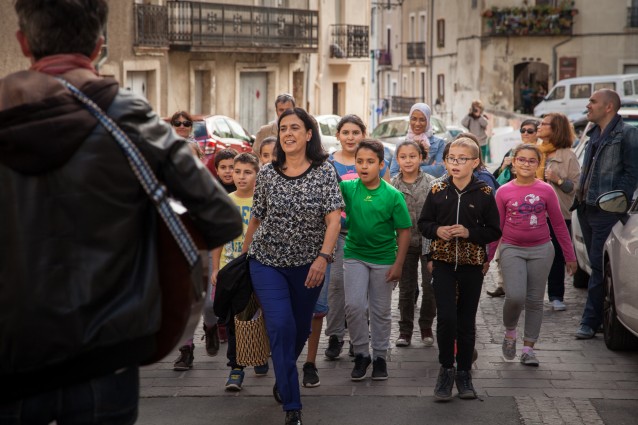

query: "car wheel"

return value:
[603, 260, 638, 350]
[573, 265, 589, 288]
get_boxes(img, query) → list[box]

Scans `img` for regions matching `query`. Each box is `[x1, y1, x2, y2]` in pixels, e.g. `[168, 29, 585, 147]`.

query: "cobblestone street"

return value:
[139, 268, 638, 424]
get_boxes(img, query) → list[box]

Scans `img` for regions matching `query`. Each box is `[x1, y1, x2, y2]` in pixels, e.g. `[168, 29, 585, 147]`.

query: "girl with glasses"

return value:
[536, 113, 581, 311]
[488, 144, 577, 367]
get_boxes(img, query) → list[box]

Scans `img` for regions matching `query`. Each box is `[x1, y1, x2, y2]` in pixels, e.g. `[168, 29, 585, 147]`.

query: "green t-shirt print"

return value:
[340, 179, 412, 265]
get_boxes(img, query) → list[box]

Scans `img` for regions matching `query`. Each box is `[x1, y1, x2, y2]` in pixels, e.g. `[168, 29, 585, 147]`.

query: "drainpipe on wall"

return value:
[552, 36, 573, 85]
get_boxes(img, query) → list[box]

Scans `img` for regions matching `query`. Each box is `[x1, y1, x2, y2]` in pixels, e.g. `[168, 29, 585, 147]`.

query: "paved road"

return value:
[138, 268, 638, 424]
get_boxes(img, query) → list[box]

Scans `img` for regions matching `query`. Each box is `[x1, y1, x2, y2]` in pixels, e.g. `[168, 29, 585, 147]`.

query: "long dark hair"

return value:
[272, 107, 328, 169]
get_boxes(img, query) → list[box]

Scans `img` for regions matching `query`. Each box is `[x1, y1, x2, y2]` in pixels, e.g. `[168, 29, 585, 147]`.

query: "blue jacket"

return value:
[578, 116, 638, 205]
[390, 135, 446, 178]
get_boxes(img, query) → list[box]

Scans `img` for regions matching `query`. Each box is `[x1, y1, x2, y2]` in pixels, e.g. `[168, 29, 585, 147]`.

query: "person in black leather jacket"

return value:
[0, 1, 242, 422]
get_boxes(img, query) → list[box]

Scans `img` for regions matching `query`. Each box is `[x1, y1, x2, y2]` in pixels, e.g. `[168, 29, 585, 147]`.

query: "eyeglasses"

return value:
[520, 128, 536, 134]
[514, 157, 539, 165]
[445, 157, 476, 165]
[172, 120, 192, 128]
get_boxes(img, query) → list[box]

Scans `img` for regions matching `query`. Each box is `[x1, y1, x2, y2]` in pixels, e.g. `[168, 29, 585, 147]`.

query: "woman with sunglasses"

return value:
[170, 111, 204, 160]
[493, 119, 539, 186]
[536, 113, 580, 311]
[488, 144, 576, 367]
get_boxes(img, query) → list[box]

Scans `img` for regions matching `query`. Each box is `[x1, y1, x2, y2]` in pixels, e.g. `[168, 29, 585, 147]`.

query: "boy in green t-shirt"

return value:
[340, 139, 411, 382]
[212, 153, 268, 391]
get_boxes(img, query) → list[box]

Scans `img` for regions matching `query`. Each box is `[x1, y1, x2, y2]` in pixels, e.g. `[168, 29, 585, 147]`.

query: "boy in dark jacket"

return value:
[418, 137, 501, 402]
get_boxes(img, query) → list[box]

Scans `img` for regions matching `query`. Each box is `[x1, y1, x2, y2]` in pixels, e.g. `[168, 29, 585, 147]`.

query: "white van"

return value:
[533, 74, 638, 117]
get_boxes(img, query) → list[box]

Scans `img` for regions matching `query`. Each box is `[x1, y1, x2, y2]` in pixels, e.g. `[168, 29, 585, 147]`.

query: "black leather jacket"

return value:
[0, 70, 242, 399]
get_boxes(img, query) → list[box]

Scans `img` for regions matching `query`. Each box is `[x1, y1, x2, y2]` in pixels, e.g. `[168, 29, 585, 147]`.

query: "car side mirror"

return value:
[596, 190, 629, 214]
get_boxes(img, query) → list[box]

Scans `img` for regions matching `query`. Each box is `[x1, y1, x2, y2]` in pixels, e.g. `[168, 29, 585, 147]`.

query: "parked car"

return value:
[598, 190, 638, 350]
[446, 124, 469, 139]
[315, 114, 341, 153]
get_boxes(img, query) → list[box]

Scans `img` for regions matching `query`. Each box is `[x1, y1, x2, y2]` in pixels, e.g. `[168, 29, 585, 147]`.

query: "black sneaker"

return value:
[302, 362, 320, 387]
[173, 344, 194, 371]
[324, 335, 344, 360]
[372, 357, 388, 381]
[285, 410, 303, 425]
[455, 370, 477, 399]
[351, 354, 371, 381]
[202, 324, 219, 357]
[433, 366, 455, 401]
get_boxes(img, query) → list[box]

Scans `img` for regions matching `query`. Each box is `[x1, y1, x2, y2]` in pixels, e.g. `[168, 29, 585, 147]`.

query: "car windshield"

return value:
[372, 119, 409, 138]
[193, 121, 207, 139]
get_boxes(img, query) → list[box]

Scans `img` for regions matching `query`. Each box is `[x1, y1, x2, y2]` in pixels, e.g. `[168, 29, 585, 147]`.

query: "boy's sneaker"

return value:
[434, 366, 456, 401]
[351, 354, 372, 381]
[455, 370, 477, 399]
[502, 336, 516, 360]
[225, 368, 245, 391]
[173, 344, 194, 371]
[302, 362, 320, 387]
[202, 324, 220, 357]
[395, 334, 411, 347]
[372, 357, 388, 381]
[552, 300, 567, 311]
[254, 362, 269, 376]
[217, 323, 228, 343]
[421, 328, 434, 347]
[324, 335, 344, 360]
[520, 349, 540, 367]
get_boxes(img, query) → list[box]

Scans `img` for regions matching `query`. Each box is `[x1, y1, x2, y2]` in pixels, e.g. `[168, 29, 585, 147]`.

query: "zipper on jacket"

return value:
[454, 189, 462, 271]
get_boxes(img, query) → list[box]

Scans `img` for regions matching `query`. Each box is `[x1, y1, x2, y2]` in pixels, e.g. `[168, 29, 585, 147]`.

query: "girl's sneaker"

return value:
[502, 337, 516, 360]
[520, 349, 540, 367]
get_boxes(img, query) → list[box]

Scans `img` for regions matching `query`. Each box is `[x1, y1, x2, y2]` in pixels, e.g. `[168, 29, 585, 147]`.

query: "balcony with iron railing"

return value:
[134, 2, 318, 52]
[378, 51, 392, 66]
[391, 96, 423, 114]
[629, 7, 638, 28]
[329, 24, 369, 63]
[482, 5, 578, 37]
[406, 42, 426, 63]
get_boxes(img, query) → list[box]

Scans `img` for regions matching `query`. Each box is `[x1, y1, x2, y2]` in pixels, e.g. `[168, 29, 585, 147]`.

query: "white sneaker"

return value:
[552, 300, 566, 311]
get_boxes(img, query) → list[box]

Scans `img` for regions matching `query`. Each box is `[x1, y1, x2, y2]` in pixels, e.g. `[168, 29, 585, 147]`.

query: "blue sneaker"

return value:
[575, 324, 595, 339]
[225, 368, 244, 391]
[254, 362, 269, 376]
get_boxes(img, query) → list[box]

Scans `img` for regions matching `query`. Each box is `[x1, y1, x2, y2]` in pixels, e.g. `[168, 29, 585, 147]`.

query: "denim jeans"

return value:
[0, 366, 139, 425]
[578, 204, 622, 330]
[547, 219, 571, 302]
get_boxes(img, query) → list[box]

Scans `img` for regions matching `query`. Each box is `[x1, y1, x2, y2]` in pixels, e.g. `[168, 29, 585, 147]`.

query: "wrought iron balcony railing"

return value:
[392, 96, 423, 114]
[378, 51, 392, 66]
[329, 25, 369, 59]
[629, 7, 638, 27]
[167, 1, 318, 51]
[407, 42, 426, 62]
[482, 5, 577, 37]
[134, 3, 169, 47]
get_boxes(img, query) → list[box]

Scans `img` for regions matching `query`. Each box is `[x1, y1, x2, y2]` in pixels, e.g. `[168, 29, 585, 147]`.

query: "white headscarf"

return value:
[407, 103, 433, 148]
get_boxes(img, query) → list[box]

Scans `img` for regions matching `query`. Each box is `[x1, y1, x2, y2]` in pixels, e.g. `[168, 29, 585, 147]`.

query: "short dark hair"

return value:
[597, 89, 621, 112]
[396, 140, 427, 161]
[275, 93, 296, 108]
[15, 0, 108, 60]
[273, 108, 328, 169]
[214, 148, 238, 168]
[520, 119, 540, 130]
[337, 114, 367, 134]
[259, 136, 277, 154]
[171, 111, 193, 124]
[234, 152, 260, 173]
[356, 139, 385, 163]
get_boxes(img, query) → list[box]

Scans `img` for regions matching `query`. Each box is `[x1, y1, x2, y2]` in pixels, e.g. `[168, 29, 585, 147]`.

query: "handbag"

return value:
[57, 78, 207, 364]
[234, 295, 270, 367]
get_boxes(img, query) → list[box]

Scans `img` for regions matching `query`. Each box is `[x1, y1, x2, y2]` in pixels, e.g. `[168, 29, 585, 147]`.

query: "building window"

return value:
[536, 0, 558, 6]
[436, 19, 445, 48]
[630, 0, 638, 27]
[437, 74, 445, 103]
[471, 0, 477, 8]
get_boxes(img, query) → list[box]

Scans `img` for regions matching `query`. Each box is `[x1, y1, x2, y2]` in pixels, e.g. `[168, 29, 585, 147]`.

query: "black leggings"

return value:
[431, 261, 484, 371]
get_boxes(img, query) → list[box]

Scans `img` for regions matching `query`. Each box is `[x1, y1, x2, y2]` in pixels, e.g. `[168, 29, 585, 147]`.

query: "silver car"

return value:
[598, 191, 638, 350]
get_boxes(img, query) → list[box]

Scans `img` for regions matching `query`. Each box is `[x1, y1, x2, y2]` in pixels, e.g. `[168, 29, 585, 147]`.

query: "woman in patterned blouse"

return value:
[243, 107, 343, 425]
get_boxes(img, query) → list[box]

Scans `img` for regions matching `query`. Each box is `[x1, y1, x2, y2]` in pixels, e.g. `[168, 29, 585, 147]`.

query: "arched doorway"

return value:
[513, 62, 549, 115]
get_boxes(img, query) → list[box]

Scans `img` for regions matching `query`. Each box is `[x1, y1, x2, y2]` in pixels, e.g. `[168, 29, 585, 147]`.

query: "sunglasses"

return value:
[520, 128, 536, 134]
[172, 120, 192, 128]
